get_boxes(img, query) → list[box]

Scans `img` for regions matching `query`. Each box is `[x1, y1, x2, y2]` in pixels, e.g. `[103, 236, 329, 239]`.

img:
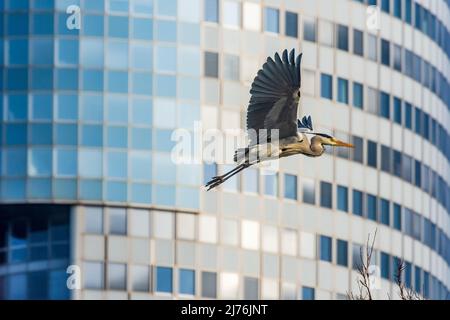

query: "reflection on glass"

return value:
[109, 208, 127, 235]
[220, 272, 239, 298]
[108, 263, 126, 290]
[262, 225, 278, 253]
[179, 269, 195, 295]
[241, 220, 259, 250]
[131, 265, 150, 292]
[201, 271, 217, 298]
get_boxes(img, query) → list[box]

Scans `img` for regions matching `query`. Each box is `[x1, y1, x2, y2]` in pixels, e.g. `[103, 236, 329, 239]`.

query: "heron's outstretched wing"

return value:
[297, 115, 314, 133]
[246, 49, 303, 145]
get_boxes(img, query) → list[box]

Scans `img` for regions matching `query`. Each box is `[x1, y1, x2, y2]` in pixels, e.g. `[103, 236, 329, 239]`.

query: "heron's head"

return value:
[310, 133, 354, 148]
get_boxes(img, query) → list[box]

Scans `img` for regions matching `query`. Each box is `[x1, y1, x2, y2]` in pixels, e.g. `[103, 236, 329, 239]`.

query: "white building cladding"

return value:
[1, 0, 448, 300]
[71, 0, 450, 300]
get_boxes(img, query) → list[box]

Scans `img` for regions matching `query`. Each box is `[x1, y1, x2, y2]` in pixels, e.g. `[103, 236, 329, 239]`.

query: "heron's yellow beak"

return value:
[333, 140, 354, 148]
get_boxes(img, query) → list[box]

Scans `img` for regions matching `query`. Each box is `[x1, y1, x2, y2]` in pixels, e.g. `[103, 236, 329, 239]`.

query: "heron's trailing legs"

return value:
[205, 163, 251, 191]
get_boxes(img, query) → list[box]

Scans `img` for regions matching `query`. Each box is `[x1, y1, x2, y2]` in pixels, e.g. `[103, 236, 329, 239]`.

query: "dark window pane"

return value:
[244, 277, 259, 299]
[337, 239, 348, 266]
[320, 235, 332, 262]
[320, 181, 332, 209]
[285, 11, 298, 38]
[380, 145, 391, 173]
[303, 17, 316, 42]
[351, 136, 363, 163]
[337, 24, 348, 51]
[380, 198, 390, 226]
[353, 29, 363, 56]
[381, 39, 390, 66]
[393, 203, 402, 230]
[352, 190, 363, 216]
[337, 186, 348, 212]
[204, 52, 218, 78]
[379, 91, 390, 119]
[367, 140, 377, 168]
[201, 271, 217, 298]
[320, 73, 332, 100]
[302, 286, 315, 300]
[381, 252, 390, 279]
[404, 102, 412, 129]
[10, 220, 27, 246]
[353, 82, 363, 109]
[302, 178, 315, 205]
[366, 194, 377, 221]
[337, 78, 348, 104]
[393, 97, 402, 124]
[30, 216, 48, 243]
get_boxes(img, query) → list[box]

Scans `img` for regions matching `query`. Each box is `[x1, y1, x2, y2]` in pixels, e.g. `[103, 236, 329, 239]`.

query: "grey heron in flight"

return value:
[205, 49, 354, 191]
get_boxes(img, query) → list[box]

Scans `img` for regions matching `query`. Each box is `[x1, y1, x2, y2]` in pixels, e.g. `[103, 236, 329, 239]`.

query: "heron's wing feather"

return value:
[247, 49, 303, 145]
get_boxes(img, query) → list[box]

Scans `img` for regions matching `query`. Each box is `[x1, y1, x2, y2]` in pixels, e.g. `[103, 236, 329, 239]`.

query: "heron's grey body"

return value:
[205, 49, 352, 191]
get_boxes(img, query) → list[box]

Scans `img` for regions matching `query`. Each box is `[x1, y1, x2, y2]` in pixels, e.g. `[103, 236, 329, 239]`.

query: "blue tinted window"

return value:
[366, 194, 377, 221]
[56, 149, 77, 176]
[4, 148, 27, 176]
[381, 39, 390, 66]
[108, 16, 129, 38]
[131, 43, 153, 70]
[83, 70, 104, 92]
[106, 181, 127, 202]
[107, 96, 128, 123]
[33, 13, 53, 35]
[107, 152, 127, 178]
[57, 95, 78, 120]
[81, 95, 103, 122]
[155, 75, 176, 97]
[55, 124, 77, 145]
[337, 185, 348, 212]
[7, 68, 28, 90]
[243, 168, 258, 193]
[6, 94, 27, 121]
[404, 102, 412, 129]
[393, 0, 402, 18]
[179, 22, 200, 45]
[132, 18, 153, 40]
[353, 82, 363, 109]
[381, 0, 390, 13]
[81, 125, 103, 147]
[130, 151, 152, 180]
[106, 41, 129, 69]
[284, 174, 297, 200]
[32, 94, 53, 120]
[58, 39, 79, 65]
[31, 39, 54, 65]
[353, 29, 363, 56]
[29, 148, 52, 176]
[131, 128, 152, 149]
[8, 13, 29, 36]
[156, 267, 173, 292]
[5, 124, 27, 145]
[367, 140, 377, 168]
[320, 181, 332, 208]
[302, 286, 315, 300]
[285, 11, 298, 37]
[337, 78, 348, 104]
[81, 39, 104, 67]
[320, 73, 332, 100]
[381, 252, 390, 279]
[154, 129, 175, 152]
[83, 14, 104, 36]
[352, 190, 363, 216]
[393, 97, 402, 124]
[108, 71, 128, 93]
[156, 20, 176, 42]
[379, 91, 390, 119]
[337, 239, 348, 266]
[156, 45, 176, 72]
[264, 8, 279, 33]
[132, 73, 153, 95]
[31, 68, 53, 90]
[130, 183, 152, 204]
[337, 25, 348, 51]
[132, 98, 152, 125]
[320, 235, 332, 262]
[179, 269, 195, 295]
[79, 150, 102, 178]
[30, 124, 52, 145]
[56, 69, 78, 90]
[380, 198, 390, 226]
[107, 126, 128, 148]
[203, 162, 217, 185]
[404, 0, 412, 24]
[8, 39, 28, 65]
[204, 0, 218, 22]
[264, 173, 278, 196]
[157, 0, 177, 16]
